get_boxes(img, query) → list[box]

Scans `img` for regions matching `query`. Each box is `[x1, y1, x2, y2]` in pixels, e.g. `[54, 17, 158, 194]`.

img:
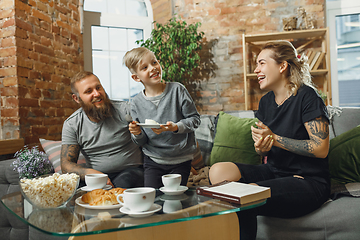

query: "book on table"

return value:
[196, 181, 270, 205]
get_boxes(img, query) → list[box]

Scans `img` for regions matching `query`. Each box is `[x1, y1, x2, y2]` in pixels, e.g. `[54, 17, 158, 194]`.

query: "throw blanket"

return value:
[187, 166, 210, 187]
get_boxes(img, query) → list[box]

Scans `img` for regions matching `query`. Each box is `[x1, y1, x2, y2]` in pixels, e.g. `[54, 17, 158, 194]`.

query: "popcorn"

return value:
[20, 173, 79, 208]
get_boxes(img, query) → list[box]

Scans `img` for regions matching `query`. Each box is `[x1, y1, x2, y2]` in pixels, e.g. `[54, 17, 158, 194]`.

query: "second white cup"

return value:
[162, 174, 181, 190]
[85, 173, 108, 189]
[117, 187, 155, 212]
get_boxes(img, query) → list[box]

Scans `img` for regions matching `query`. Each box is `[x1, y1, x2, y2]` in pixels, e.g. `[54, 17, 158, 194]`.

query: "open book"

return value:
[196, 181, 270, 205]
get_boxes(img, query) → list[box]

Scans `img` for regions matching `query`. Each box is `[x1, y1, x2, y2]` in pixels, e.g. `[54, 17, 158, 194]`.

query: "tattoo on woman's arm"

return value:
[276, 116, 329, 158]
[276, 136, 316, 157]
[306, 116, 329, 140]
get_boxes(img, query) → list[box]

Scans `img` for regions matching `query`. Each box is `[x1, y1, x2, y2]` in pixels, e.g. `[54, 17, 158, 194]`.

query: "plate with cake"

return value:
[75, 188, 125, 209]
[137, 119, 165, 128]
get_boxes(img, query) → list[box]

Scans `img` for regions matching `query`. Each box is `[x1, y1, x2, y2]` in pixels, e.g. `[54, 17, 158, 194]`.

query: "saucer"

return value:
[80, 185, 112, 191]
[120, 204, 162, 218]
[159, 186, 188, 196]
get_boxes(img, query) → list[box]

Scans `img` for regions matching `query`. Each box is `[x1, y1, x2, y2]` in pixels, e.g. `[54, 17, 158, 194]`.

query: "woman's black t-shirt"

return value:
[255, 85, 330, 184]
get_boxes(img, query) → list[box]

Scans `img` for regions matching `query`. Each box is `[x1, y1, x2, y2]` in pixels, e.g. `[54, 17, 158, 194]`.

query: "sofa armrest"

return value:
[328, 107, 360, 139]
[0, 159, 21, 198]
[0, 139, 24, 157]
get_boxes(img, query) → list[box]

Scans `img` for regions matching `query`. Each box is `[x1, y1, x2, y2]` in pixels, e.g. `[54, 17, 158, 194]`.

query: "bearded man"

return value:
[61, 71, 144, 188]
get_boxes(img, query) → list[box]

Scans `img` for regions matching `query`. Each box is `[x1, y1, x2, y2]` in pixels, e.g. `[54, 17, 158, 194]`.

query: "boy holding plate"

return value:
[123, 47, 201, 189]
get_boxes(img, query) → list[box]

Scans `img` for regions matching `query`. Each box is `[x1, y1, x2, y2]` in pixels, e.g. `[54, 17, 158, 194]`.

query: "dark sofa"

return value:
[1, 106, 360, 240]
[194, 106, 360, 240]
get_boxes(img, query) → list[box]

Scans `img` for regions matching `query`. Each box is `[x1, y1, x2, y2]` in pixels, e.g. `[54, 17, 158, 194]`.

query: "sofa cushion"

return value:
[39, 139, 86, 173]
[328, 125, 360, 185]
[210, 111, 261, 166]
[257, 196, 360, 240]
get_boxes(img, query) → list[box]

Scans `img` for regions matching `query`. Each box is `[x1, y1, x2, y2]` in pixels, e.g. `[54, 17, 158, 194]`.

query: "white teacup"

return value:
[162, 174, 181, 190]
[117, 187, 155, 212]
[85, 174, 107, 189]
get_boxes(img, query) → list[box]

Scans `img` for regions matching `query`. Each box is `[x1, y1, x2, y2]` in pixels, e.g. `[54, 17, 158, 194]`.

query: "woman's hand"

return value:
[254, 134, 274, 155]
[129, 121, 142, 135]
[152, 121, 178, 134]
[251, 121, 275, 155]
[251, 121, 274, 141]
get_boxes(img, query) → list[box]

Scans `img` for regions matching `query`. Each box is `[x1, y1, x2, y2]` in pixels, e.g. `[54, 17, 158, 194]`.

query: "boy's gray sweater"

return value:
[130, 82, 201, 165]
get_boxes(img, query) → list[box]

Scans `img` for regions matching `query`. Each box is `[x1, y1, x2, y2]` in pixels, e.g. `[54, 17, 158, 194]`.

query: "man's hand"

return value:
[151, 121, 178, 134]
[129, 121, 142, 135]
[61, 144, 114, 187]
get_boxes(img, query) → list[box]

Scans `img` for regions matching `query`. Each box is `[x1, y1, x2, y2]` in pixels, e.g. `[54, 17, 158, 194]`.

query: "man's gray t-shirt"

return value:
[61, 101, 143, 173]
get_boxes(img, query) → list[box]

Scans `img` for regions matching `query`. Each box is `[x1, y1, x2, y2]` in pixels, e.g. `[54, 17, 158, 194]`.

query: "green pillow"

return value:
[210, 111, 261, 166]
[329, 125, 360, 185]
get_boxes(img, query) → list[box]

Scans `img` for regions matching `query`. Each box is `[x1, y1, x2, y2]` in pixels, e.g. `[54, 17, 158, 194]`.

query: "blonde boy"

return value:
[123, 47, 201, 189]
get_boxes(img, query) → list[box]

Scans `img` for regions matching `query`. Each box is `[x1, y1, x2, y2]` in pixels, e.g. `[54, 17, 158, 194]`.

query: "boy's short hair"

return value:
[123, 47, 152, 74]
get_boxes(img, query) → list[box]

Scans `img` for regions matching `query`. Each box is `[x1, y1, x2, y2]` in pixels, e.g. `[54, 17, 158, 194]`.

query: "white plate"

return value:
[120, 203, 162, 218]
[159, 186, 188, 196]
[80, 185, 112, 191]
[75, 196, 122, 210]
[137, 123, 165, 128]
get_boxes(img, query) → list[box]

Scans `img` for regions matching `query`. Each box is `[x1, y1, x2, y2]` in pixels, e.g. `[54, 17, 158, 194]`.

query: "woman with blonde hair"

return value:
[209, 40, 330, 239]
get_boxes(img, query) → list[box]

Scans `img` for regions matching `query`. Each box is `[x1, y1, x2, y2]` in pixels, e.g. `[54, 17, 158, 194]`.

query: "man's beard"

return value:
[79, 95, 113, 122]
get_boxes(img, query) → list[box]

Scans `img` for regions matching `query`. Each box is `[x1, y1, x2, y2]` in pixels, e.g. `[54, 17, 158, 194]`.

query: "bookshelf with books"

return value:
[242, 28, 331, 110]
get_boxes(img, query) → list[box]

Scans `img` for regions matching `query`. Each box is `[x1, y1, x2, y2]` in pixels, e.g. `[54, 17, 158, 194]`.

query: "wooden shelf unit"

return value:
[242, 28, 332, 110]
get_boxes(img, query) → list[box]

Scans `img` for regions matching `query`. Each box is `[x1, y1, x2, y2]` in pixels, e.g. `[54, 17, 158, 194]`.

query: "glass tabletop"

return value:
[1, 188, 266, 237]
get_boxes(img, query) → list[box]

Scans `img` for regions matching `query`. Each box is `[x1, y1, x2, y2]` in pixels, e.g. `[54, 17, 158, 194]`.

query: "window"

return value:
[83, 0, 153, 100]
[326, 0, 360, 107]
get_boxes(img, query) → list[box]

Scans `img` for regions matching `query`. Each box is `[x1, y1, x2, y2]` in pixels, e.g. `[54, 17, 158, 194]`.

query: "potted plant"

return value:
[11, 146, 54, 179]
[137, 16, 204, 85]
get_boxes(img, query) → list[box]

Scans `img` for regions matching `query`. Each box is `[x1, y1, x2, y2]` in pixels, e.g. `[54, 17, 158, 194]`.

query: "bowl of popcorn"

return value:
[19, 173, 80, 209]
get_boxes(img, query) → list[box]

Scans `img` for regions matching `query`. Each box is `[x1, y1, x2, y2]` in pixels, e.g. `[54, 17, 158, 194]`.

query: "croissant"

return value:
[81, 188, 126, 206]
[108, 188, 125, 196]
[90, 194, 118, 206]
[81, 189, 106, 204]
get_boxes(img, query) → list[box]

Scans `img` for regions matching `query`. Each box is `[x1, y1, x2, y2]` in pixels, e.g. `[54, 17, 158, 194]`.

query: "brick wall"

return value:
[151, 0, 173, 24]
[0, 0, 83, 144]
[151, 0, 326, 115]
[0, 0, 326, 144]
[1, 0, 18, 140]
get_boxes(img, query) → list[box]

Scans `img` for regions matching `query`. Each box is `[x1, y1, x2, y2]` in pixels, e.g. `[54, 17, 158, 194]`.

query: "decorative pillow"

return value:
[210, 111, 261, 166]
[39, 139, 86, 173]
[195, 115, 216, 166]
[328, 125, 360, 185]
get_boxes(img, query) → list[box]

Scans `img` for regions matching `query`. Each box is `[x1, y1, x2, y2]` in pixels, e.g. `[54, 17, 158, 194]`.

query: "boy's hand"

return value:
[152, 121, 178, 134]
[129, 121, 142, 135]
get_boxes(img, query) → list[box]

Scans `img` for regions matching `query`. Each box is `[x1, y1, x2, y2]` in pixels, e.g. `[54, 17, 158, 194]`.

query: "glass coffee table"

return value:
[1, 188, 266, 240]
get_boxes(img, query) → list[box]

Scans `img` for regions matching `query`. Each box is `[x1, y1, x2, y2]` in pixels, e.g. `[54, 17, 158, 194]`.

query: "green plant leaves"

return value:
[139, 16, 204, 84]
